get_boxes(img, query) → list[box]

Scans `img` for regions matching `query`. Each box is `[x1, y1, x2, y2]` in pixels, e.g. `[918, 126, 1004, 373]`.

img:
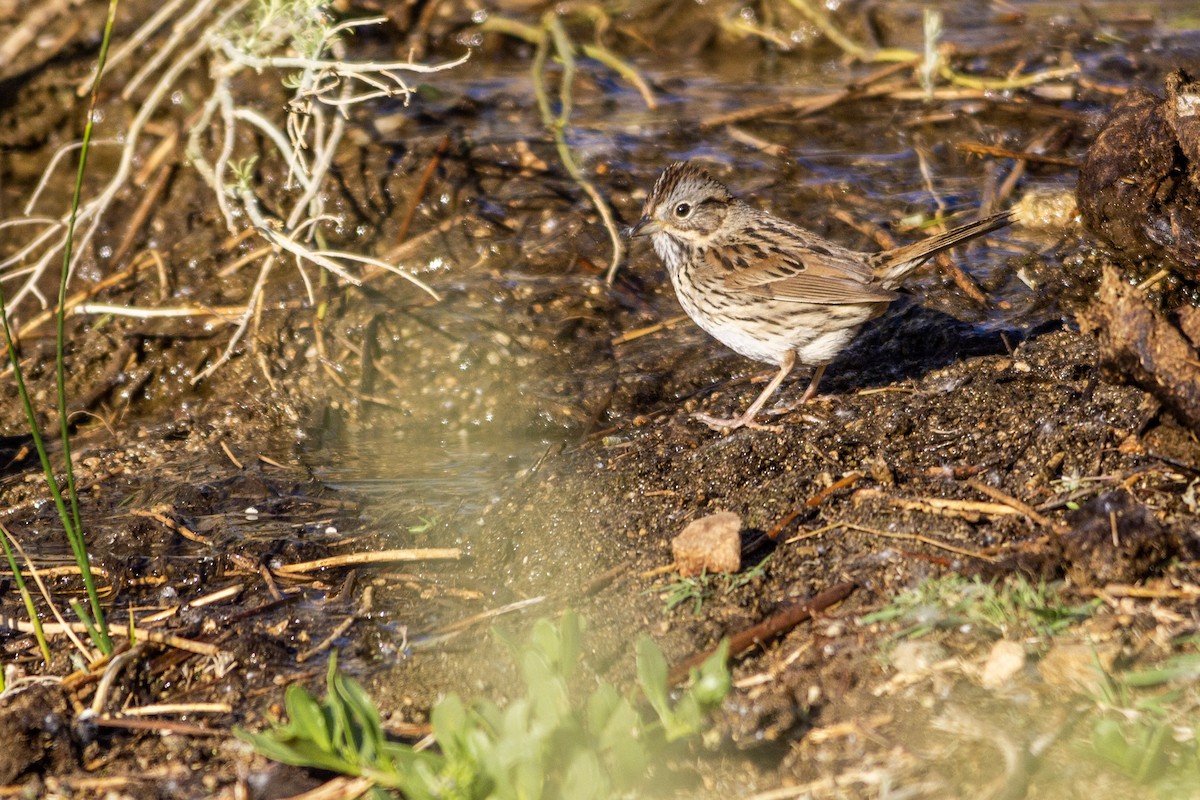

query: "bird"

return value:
[629, 161, 1013, 432]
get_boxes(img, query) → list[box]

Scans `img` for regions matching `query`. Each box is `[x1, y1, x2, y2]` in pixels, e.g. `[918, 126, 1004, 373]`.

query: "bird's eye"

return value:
[674, 202, 692, 217]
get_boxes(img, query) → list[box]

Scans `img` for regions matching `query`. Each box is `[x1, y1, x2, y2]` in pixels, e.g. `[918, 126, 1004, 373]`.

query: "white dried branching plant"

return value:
[5, 0, 466, 380]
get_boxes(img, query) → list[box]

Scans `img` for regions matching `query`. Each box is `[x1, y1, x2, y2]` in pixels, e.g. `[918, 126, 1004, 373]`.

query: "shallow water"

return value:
[315, 423, 552, 516]
[308, 1, 1177, 521]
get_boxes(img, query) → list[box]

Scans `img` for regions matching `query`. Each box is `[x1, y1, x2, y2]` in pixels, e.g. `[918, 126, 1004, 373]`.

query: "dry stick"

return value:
[807, 471, 864, 508]
[1094, 583, 1200, 600]
[297, 586, 373, 663]
[582, 559, 632, 596]
[853, 487, 1020, 523]
[8, 261, 140, 345]
[90, 645, 143, 715]
[128, 508, 211, 545]
[964, 477, 1062, 531]
[73, 302, 249, 319]
[766, 509, 805, 540]
[117, 702, 232, 716]
[281, 776, 378, 800]
[611, 314, 689, 345]
[956, 142, 1080, 167]
[0, 563, 108, 580]
[396, 133, 451, 246]
[109, 160, 176, 267]
[839, 520, 996, 562]
[994, 124, 1066, 209]
[725, 125, 788, 157]
[378, 214, 466, 268]
[259, 563, 284, 601]
[700, 79, 906, 130]
[274, 548, 461, 575]
[132, 128, 181, 186]
[427, 596, 545, 640]
[137, 583, 243, 624]
[667, 580, 856, 686]
[216, 244, 274, 278]
[91, 716, 224, 737]
[218, 440, 243, 469]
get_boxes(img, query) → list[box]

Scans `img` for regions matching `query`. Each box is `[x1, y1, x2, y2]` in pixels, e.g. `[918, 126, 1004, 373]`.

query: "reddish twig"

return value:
[667, 580, 856, 685]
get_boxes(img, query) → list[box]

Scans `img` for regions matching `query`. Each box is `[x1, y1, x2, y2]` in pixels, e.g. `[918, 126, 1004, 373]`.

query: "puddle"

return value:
[313, 423, 555, 518]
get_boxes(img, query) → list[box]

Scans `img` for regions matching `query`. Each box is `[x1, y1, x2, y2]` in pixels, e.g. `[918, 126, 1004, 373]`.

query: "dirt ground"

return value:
[1, 2, 1200, 798]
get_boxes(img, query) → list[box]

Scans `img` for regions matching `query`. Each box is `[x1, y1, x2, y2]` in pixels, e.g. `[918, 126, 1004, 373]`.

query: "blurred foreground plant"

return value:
[239, 612, 730, 798]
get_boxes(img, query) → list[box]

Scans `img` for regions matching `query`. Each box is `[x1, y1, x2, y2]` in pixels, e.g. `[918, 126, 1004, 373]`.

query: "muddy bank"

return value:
[1, 1, 1200, 798]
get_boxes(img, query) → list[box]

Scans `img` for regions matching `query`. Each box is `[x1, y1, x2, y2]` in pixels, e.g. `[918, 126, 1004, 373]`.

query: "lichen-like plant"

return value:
[3, 0, 465, 379]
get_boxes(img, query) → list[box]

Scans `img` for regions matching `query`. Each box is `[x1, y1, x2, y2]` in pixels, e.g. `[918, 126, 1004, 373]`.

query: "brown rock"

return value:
[1077, 69, 1200, 278]
[980, 640, 1026, 690]
[672, 511, 742, 576]
[1077, 266, 1200, 430]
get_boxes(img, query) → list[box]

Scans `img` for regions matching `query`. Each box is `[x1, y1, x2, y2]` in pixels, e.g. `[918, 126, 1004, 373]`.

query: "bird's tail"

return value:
[873, 209, 1014, 288]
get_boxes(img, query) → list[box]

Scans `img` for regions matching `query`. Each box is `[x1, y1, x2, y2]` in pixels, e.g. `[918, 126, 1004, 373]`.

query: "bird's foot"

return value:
[692, 411, 782, 434]
[763, 395, 825, 417]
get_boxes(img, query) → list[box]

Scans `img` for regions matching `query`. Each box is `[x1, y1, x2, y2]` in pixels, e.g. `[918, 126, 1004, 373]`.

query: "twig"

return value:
[422, 596, 546, 643]
[853, 487, 1021, 522]
[116, 702, 233, 716]
[838, 520, 996, 562]
[129, 508, 212, 545]
[964, 477, 1063, 531]
[74, 303, 248, 319]
[667, 580, 856, 685]
[1, 617, 219, 654]
[956, 142, 1079, 167]
[397, 133, 451, 245]
[274, 548, 461, 574]
[297, 586, 373, 663]
[611, 314, 689, 345]
[807, 472, 864, 508]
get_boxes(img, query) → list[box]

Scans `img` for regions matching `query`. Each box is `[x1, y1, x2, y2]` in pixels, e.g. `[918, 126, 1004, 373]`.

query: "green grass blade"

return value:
[51, 0, 122, 653]
[0, 526, 51, 664]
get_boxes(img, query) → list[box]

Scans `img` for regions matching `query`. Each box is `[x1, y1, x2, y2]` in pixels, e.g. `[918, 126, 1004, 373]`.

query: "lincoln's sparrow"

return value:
[630, 161, 1013, 432]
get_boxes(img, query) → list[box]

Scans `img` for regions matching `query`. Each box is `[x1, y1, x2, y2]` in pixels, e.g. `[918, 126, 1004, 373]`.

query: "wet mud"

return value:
[1, 2, 1200, 798]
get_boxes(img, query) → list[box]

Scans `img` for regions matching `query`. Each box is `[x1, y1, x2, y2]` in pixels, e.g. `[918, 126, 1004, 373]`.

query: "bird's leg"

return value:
[765, 363, 829, 417]
[798, 363, 827, 404]
[693, 351, 796, 433]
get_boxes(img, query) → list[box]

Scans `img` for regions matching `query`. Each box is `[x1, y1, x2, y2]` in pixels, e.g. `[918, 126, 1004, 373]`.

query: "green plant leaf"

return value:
[332, 669, 386, 765]
[244, 614, 730, 799]
[282, 684, 332, 752]
[635, 635, 672, 725]
[689, 639, 732, 709]
[561, 750, 605, 800]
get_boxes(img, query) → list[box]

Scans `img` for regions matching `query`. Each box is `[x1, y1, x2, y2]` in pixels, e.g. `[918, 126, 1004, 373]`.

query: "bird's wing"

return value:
[705, 222, 897, 306]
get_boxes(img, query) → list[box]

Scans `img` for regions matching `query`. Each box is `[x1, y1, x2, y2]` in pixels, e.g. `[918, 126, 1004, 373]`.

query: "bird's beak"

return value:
[627, 216, 661, 238]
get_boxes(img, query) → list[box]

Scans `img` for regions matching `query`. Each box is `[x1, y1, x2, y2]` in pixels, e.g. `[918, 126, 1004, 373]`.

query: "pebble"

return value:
[672, 511, 742, 576]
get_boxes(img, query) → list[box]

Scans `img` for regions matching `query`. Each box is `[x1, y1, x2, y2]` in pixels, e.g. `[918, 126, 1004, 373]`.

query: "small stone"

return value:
[672, 511, 741, 576]
[890, 640, 948, 677]
[980, 639, 1026, 689]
